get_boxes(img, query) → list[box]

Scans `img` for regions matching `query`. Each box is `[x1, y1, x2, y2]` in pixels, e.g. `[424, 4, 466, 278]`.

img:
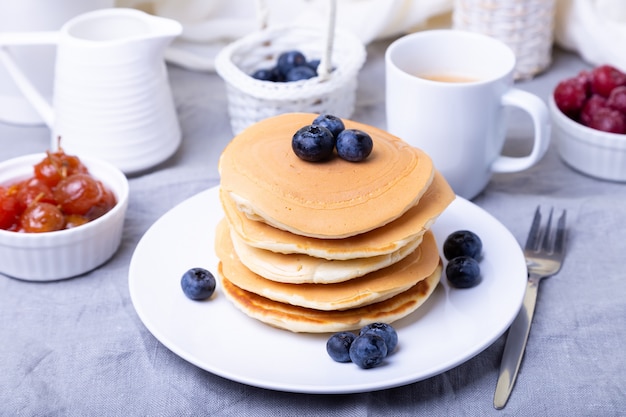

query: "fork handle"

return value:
[493, 275, 540, 409]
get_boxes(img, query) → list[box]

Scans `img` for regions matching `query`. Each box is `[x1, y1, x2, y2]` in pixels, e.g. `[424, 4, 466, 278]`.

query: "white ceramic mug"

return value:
[385, 30, 550, 200]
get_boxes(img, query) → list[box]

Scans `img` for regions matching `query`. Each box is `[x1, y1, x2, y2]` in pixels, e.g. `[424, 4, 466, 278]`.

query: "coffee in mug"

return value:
[417, 73, 479, 83]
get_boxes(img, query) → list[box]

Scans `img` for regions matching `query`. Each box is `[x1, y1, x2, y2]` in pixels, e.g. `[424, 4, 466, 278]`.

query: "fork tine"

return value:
[540, 208, 554, 252]
[525, 206, 542, 251]
[553, 210, 567, 256]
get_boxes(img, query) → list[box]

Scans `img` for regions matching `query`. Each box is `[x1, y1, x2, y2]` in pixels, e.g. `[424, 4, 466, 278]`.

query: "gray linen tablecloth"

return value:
[1, 37, 625, 416]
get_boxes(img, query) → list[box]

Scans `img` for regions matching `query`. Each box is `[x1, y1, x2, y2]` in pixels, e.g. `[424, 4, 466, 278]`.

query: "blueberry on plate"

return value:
[326, 331, 356, 363]
[292, 124, 336, 162]
[446, 256, 481, 288]
[359, 322, 398, 354]
[276, 50, 307, 77]
[336, 129, 373, 162]
[443, 230, 483, 260]
[286, 65, 317, 82]
[181, 267, 216, 300]
[312, 114, 345, 138]
[349, 333, 388, 369]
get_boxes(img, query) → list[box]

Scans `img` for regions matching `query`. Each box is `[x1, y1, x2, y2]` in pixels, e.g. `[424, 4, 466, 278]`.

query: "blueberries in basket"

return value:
[251, 68, 275, 81]
[292, 124, 336, 162]
[277, 50, 307, 76]
[443, 230, 483, 261]
[286, 65, 317, 82]
[250, 49, 322, 83]
[312, 114, 345, 138]
[326, 331, 356, 363]
[336, 129, 373, 162]
[359, 322, 398, 354]
[307, 58, 321, 72]
[181, 267, 216, 300]
[446, 256, 481, 289]
[349, 333, 388, 369]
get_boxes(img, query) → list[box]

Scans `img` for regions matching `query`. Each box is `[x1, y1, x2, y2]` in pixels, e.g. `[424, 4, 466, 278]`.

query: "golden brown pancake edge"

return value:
[218, 263, 442, 333]
[215, 219, 441, 311]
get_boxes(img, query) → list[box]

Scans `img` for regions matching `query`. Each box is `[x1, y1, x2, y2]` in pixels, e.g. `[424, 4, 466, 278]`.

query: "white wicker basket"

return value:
[452, 0, 556, 80]
[215, 24, 366, 135]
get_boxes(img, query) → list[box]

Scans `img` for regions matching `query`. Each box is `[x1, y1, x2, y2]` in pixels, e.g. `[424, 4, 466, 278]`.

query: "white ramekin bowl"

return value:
[550, 95, 626, 182]
[0, 153, 129, 281]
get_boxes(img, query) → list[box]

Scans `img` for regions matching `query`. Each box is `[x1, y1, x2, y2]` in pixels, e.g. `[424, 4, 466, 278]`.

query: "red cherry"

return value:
[580, 94, 608, 126]
[20, 202, 65, 233]
[0, 187, 20, 230]
[590, 65, 626, 98]
[554, 78, 588, 118]
[54, 173, 102, 216]
[34, 149, 88, 188]
[64, 214, 89, 229]
[607, 85, 626, 114]
[84, 181, 117, 221]
[587, 106, 626, 134]
[15, 177, 56, 210]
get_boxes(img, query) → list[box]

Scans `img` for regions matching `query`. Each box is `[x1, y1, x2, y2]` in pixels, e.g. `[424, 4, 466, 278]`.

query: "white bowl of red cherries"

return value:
[551, 64, 626, 181]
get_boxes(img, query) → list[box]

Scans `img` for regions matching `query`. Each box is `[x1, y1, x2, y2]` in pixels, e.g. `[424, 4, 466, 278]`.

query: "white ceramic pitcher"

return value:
[0, 8, 183, 174]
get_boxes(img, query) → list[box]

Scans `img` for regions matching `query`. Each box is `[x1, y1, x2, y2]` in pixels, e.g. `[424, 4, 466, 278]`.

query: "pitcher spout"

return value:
[63, 8, 182, 48]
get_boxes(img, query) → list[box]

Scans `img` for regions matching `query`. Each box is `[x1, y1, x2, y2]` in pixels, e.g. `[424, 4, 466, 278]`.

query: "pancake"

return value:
[219, 264, 442, 333]
[221, 170, 454, 260]
[226, 220, 424, 284]
[218, 113, 435, 239]
[215, 224, 441, 311]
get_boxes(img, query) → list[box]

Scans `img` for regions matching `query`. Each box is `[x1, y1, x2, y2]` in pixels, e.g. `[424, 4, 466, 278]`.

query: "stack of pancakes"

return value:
[216, 113, 455, 333]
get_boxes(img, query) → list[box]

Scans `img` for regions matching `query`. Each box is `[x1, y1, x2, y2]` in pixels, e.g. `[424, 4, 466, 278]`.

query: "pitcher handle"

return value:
[0, 32, 60, 128]
[0, 31, 60, 46]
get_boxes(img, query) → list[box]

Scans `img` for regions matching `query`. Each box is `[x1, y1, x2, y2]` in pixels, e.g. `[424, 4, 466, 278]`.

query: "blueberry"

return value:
[326, 331, 356, 363]
[286, 65, 317, 82]
[292, 125, 335, 162]
[312, 114, 345, 138]
[446, 256, 481, 288]
[359, 323, 398, 354]
[307, 58, 320, 72]
[276, 50, 307, 77]
[251, 68, 274, 81]
[270, 66, 285, 82]
[336, 129, 373, 162]
[181, 267, 216, 300]
[349, 333, 388, 369]
[443, 230, 483, 260]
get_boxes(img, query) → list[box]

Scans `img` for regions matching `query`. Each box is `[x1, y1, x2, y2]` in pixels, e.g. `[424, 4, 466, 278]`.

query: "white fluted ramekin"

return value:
[0, 153, 129, 281]
[550, 95, 626, 182]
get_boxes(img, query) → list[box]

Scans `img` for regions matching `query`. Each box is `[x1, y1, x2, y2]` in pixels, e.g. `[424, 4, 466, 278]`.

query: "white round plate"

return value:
[128, 186, 526, 394]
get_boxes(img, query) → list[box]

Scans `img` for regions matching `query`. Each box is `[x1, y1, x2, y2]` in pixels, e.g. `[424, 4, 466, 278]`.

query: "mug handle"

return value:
[491, 88, 550, 173]
[0, 32, 60, 128]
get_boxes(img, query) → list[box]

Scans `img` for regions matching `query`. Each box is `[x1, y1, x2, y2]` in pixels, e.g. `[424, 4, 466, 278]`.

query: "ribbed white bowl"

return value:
[550, 96, 626, 182]
[0, 153, 129, 281]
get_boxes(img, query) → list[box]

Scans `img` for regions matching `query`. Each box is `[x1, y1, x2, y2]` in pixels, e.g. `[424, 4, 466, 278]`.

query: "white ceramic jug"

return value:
[0, 8, 183, 174]
[0, 0, 115, 125]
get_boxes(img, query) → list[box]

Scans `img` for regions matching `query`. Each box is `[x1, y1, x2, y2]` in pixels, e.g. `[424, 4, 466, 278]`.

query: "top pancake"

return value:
[218, 113, 435, 239]
[221, 170, 454, 260]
